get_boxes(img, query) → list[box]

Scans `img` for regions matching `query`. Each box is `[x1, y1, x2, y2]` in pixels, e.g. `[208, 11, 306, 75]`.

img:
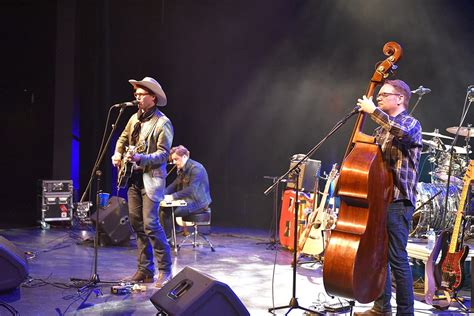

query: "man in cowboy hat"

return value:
[112, 76, 173, 288]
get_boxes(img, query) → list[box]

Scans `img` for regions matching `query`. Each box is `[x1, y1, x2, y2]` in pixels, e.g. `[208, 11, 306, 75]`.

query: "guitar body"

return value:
[323, 142, 392, 303]
[116, 143, 146, 189]
[298, 164, 338, 257]
[301, 211, 330, 256]
[279, 189, 311, 250]
[117, 161, 134, 189]
[439, 237, 469, 291]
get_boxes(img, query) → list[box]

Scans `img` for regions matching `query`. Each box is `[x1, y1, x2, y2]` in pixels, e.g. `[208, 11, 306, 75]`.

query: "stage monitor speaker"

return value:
[286, 154, 321, 192]
[150, 266, 249, 316]
[0, 236, 29, 291]
[90, 196, 131, 245]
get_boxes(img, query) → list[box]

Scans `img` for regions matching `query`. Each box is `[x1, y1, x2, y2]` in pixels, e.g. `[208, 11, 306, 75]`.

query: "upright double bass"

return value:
[323, 42, 402, 303]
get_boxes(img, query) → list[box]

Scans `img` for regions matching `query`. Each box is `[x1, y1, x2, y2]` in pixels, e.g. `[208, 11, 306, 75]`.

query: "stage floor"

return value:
[0, 226, 470, 315]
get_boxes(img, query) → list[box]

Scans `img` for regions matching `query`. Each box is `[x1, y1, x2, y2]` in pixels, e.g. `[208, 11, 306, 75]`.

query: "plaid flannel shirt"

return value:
[370, 108, 423, 207]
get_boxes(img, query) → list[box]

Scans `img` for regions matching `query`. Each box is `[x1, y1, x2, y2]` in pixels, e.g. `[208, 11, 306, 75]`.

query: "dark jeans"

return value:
[128, 174, 171, 276]
[374, 200, 414, 315]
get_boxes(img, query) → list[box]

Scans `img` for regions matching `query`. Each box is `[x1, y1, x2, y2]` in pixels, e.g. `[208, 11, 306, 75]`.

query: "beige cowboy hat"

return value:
[129, 76, 167, 107]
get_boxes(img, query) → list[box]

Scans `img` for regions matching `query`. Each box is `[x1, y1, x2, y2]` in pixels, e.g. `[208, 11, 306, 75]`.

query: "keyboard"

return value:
[160, 200, 187, 207]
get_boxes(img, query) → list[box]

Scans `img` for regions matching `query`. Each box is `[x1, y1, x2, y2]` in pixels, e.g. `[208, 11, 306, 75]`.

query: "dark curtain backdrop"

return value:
[1, 0, 473, 228]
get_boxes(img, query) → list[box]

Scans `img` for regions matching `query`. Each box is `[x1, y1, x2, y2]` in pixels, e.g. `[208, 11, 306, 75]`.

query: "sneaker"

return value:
[155, 270, 172, 288]
[124, 270, 154, 283]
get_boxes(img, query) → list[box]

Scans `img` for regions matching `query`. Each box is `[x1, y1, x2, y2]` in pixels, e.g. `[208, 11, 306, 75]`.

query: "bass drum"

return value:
[410, 182, 460, 238]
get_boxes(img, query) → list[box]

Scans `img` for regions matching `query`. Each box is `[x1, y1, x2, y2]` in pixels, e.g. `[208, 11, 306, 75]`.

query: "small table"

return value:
[160, 200, 187, 252]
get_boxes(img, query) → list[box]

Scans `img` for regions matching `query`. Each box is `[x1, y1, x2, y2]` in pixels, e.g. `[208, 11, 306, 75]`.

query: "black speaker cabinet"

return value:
[286, 154, 321, 192]
[0, 236, 29, 291]
[90, 196, 131, 245]
[150, 266, 249, 316]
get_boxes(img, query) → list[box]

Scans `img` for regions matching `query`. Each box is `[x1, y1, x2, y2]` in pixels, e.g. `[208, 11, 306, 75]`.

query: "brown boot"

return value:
[155, 270, 173, 288]
[124, 270, 154, 283]
[353, 308, 392, 316]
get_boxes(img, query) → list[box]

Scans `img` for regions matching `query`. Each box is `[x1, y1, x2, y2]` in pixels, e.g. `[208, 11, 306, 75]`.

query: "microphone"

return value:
[467, 85, 474, 94]
[411, 86, 431, 96]
[113, 100, 139, 108]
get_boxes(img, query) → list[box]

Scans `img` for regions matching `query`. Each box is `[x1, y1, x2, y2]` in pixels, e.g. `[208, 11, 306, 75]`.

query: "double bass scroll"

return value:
[323, 42, 402, 304]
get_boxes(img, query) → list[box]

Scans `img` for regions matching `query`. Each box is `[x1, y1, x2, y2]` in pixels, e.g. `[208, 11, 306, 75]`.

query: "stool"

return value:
[178, 209, 215, 252]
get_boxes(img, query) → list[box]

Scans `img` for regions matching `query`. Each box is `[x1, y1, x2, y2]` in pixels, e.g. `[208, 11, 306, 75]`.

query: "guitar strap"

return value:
[139, 111, 165, 153]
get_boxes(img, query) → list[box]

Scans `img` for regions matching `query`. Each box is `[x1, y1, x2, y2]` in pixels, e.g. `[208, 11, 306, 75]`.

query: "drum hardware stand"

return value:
[257, 176, 283, 250]
[264, 107, 359, 315]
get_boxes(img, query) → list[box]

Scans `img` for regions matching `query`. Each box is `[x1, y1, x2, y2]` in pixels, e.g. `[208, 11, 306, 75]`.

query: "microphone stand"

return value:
[441, 89, 473, 228]
[71, 105, 129, 296]
[257, 176, 282, 250]
[409, 93, 425, 115]
[80, 106, 128, 203]
[266, 107, 359, 315]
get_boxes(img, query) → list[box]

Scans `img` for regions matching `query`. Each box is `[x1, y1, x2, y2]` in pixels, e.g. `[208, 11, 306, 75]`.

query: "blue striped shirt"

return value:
[370, 108, 423, 207]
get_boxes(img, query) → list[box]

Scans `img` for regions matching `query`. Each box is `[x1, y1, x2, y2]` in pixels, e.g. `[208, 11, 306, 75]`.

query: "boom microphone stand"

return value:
[71, 104, 130, 293]
[265, 106, 360, 315]
[257, 176, 282, 250]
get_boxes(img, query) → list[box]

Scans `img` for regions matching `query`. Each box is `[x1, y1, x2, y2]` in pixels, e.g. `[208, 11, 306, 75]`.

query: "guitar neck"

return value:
[449, 160, 474, 253]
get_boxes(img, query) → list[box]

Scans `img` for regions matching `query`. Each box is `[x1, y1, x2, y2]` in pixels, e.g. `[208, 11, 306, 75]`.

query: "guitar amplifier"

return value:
[41, 180, 73, 222]
[286, 154, 321, 193]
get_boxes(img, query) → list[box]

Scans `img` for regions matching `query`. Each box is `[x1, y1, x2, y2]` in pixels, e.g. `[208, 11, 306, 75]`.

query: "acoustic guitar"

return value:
[299, 163, 339, 257]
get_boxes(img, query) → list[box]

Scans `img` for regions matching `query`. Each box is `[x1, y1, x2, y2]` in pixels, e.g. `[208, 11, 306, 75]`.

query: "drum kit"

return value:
[410, 126, 473, 238]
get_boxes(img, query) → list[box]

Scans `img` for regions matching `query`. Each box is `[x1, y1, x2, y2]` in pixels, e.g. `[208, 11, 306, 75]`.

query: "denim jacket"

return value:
[165, 159, 211, 211]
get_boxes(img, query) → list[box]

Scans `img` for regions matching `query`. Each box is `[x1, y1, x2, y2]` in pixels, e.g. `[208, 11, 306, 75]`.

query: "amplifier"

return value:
[286, 154, 321, 193]
[42, 180, 73, 194]
[41, 180, 73, 223]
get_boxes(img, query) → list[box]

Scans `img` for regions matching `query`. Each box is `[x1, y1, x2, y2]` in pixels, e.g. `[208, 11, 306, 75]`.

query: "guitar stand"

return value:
[322, 297, 354, 314]
[296, 254, 323, 268]
[450, 291, 469, 312]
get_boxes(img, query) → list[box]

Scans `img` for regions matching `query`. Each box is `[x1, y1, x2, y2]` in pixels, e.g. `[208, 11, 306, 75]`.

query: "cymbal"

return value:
[422, 139, 445, 149]
[422, 131, 454, 140]
[445, 145, 472, 154]
[446, 126, 474, 137]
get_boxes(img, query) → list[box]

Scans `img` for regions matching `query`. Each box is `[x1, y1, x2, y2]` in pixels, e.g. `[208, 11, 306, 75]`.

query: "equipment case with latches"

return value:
[40, 180, 73, 224]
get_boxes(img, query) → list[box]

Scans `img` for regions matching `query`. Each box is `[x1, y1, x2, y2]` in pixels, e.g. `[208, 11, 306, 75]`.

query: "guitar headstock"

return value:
[328, 163, 339, 181]
[464, 160, 474, 182]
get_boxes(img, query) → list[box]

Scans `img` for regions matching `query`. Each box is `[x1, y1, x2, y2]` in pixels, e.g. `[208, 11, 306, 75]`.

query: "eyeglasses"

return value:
[134, 92, 150, 98]
[378, 92, 402, 98]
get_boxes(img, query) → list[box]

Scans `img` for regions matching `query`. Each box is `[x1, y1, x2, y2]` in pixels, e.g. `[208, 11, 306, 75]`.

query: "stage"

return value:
[0, 226, 471, 315]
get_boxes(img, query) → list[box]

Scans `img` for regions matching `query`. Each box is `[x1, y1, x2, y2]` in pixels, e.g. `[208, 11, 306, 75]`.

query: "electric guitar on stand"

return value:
[299, 163, 339, 257]
[117, 142, 146, 189]
[425, 160, 474, 307]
